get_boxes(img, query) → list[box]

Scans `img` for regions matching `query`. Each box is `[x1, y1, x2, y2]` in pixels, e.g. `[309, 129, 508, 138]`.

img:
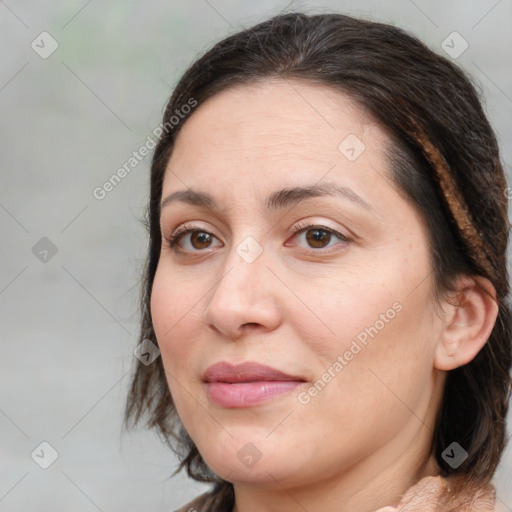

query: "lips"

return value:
[202, 361, 306, 408]
[202, 361, 305, 383]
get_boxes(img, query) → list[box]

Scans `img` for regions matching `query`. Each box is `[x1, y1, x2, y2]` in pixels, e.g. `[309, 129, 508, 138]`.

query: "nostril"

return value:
[240, 322, 265, 334]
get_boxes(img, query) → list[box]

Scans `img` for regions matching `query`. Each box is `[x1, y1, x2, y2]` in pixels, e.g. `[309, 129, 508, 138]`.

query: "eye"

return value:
[167, 224, 223, 252]
[287, 222, 349, 251]
[166, 222, 349, 254]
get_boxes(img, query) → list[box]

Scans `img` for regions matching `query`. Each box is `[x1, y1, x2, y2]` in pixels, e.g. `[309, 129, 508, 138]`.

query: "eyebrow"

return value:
[160, 182, 373, 212]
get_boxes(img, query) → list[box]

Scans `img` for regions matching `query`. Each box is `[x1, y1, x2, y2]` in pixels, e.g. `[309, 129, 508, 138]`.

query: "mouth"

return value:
[202, 361, 307, 408]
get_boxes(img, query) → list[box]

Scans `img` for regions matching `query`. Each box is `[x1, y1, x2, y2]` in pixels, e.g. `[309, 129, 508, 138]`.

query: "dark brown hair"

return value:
[125, 12, 511, 493]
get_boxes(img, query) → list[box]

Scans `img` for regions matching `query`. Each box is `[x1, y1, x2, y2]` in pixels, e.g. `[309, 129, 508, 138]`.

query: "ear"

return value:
[434, 275, 498, 371]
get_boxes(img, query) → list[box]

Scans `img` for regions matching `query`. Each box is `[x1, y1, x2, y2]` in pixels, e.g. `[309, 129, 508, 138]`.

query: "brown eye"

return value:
[305, 228, 332, 248]
[287, 223, 349, 252]
[168, 226, 222, 252]
[189, 231, 213, 249]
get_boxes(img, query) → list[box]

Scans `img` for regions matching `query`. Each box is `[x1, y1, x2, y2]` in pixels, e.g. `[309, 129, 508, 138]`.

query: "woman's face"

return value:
[151, 80, 445, 490]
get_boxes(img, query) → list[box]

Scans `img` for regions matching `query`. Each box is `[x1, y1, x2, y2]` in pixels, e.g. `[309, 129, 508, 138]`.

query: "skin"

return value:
[150, 79, 498, 512]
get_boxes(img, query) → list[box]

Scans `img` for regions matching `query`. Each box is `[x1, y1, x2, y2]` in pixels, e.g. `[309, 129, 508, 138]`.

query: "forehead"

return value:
[164, 79, 391, 193]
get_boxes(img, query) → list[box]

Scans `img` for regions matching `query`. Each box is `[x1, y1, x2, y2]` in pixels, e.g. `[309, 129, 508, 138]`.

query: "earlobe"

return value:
[434, 275, 498, 371]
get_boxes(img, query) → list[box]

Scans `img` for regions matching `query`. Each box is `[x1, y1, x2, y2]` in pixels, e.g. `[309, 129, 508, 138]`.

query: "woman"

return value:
[125, 12, 511, 511]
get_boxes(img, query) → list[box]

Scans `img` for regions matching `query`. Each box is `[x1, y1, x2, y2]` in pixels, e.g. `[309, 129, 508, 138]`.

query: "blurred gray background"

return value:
[1, 1, 511, 511]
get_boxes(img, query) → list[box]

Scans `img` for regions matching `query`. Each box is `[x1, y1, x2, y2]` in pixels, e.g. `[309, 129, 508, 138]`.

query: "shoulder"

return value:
[394, 475, 496, 511]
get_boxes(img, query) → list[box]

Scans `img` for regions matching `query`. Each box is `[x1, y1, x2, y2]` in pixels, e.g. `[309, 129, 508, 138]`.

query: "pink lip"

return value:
[203, 361, 306, 408]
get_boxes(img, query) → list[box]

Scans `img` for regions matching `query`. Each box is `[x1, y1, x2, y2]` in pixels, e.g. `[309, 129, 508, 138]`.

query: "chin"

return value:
[199, 440, 310, 488]
[207, 459, 299, 487]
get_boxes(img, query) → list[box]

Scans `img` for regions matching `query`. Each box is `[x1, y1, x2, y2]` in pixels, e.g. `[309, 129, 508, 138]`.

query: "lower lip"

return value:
[205, 381, 304, 407]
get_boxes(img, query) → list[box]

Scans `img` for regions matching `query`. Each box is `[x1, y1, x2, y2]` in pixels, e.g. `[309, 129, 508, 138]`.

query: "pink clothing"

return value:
[377, 475, 495, 511]
[174, 475, 495, 512]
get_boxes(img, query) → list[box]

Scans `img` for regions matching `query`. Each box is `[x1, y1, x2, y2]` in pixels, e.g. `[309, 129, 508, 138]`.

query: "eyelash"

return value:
[166, 221, 350, 253]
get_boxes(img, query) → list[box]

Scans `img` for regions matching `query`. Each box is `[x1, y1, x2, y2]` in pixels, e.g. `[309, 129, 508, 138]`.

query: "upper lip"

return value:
[202, 361, 305, 383]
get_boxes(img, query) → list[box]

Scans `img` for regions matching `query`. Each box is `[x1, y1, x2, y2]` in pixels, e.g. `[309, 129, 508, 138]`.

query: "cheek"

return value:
[285, 264, 402, 357]
[150, 264, 204, 374]
[291, 256, 437, 407]
[150, 265, 208, 425]
[323, 286, 434, 409]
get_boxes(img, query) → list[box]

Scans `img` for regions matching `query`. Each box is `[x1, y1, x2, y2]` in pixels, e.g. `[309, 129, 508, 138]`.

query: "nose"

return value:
[202, 240, 282, 339]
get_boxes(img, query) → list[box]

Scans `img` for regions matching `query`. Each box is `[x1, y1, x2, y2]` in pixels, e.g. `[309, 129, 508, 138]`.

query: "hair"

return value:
[125, 11, 511, 496]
